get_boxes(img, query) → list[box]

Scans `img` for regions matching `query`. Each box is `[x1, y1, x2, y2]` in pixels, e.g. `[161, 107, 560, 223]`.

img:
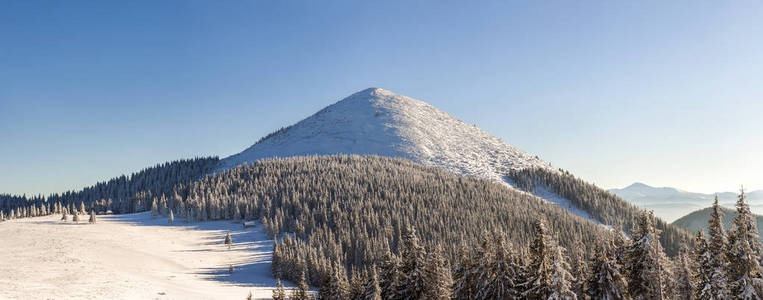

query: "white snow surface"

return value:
[220, 88, 600, 224]
[0, 212, 289, 300]
[219, 88, 554, 183]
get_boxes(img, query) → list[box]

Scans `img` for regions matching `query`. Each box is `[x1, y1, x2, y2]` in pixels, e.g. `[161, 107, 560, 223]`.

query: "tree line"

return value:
[311, 190, 761, 299]
[509, 168, 692, 256]
[0, 156, 218, 221]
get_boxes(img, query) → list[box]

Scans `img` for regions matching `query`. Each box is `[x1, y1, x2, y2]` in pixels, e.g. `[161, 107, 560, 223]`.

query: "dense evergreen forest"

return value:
[165, 156, 615, 285]
[509, 168, 692, 255]
[305, 192, 762, 300]
[0, 157, 218, 219]
[3, 155, 758, 299]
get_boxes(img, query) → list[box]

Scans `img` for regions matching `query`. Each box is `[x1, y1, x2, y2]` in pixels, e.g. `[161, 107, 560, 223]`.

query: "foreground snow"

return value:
[0, 212, 286, 300]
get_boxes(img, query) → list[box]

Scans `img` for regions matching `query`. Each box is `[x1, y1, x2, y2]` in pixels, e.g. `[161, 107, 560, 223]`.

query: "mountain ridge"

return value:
[610, 182, 763, 222]
[215, 87, 694, 251]
[218, 87, 555, 185]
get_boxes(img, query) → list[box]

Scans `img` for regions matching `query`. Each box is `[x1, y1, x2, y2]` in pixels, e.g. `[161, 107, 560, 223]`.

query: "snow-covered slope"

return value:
[219, 88, 553, 184]
[219, 88, 604, 225]
[0, 213, 285, 300]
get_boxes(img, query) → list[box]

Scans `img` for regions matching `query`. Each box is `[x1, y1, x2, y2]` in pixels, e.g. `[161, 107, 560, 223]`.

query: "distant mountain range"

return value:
[609, 182, 763, 222]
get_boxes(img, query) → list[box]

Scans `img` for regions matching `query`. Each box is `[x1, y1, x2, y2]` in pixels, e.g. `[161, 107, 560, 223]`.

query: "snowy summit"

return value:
[219, 87, 553, 184]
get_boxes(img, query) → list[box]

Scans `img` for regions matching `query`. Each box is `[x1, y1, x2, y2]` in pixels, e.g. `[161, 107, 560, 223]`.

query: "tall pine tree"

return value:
[587, 242, 629, 300]
[378, 247, 401, 300]
[548, 244, 577, 300]
[673, 245, 695, 300]
[479, 235, 521, 300]
[727, 188, 763, 299]
[362, 265, 382, 300]
[397, 226, 428, 300]
[422, 247, 452, 300]
[522, 220, 555, 300]
[625, 211, 669, 300]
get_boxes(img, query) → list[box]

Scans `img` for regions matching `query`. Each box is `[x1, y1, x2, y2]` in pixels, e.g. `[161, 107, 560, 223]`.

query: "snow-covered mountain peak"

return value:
[218, 88, 554, 184]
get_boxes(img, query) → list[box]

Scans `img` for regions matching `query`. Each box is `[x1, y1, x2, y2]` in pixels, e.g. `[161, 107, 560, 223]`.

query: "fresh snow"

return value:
[0, 212, 288, 300]
[219, 88, 599, 224]
[219, 88, 601, 225]
[219, 88, 553, 181]
[503, 177, 603, 226]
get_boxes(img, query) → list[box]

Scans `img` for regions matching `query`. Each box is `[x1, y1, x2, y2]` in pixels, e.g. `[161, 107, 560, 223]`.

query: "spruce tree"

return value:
[422, 247, 452, 300]
[169, 209, 174, 224]
[451, 245, 475, 300]
[609, 228, 630, 269]
[362, 265, 382, 300]
[693, 230, 716, 300]
[454, 233, 493, 300]
[587, 243, 629, 300]
[61, 210, 67, 221]
[397, 226, 428, 300]
[89, 210, 96, 224]
[570, 241, 590, 300]
[291, 268, 310, 300]
[319, 261, 349, 300]
[272, 278, 286, 300]
[548, 245, 577, 300]
[72, 211, 79, 223]
[151, 199, 159, 217]
[625, 211, 669, 300]
[224, 232, 233, 249]
[697, 195, 730, 299]
[378, 247, 401, 300]
[523, 220, 555, 300]
[479, 235, 520, 299]
[727, 188, 763, 299]
[673, 245, 695, 300]
[348, 267, 366, 299]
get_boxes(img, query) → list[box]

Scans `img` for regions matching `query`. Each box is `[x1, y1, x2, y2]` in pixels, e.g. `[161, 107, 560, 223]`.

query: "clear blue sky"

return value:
[1, 1, 761, 195]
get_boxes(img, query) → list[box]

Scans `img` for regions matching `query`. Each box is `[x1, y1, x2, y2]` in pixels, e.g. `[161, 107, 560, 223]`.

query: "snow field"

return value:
[0, 212, 289, 300]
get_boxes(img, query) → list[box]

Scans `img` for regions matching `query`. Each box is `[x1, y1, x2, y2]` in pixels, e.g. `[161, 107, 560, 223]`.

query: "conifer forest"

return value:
[2, 155, 761, 299]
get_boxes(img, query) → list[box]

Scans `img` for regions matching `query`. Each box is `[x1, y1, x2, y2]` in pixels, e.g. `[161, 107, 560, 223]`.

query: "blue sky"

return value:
[1, 1, 762, 195]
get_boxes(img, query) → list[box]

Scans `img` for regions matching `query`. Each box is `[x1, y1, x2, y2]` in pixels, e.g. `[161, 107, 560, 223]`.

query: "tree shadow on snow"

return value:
[100, 212, 292, 289]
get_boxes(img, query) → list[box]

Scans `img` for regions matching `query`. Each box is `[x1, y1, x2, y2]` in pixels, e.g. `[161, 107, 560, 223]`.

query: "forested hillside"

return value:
[509, 167, 693, 255]
[0, 194, 46, 219]
[4, 155, 760, 299]
[311, 188, 763, 300]
[169, 155, 617, 286]
[673, 205, 763, 240]
[0, 157, 218, 219]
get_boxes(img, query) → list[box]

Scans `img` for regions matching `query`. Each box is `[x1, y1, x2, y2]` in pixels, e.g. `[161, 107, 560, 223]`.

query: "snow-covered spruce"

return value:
[727, 188, 763, 299]
[624, 211, 672, 300]
[510, 167, 692, 256]
[587, 242, 629, 299]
